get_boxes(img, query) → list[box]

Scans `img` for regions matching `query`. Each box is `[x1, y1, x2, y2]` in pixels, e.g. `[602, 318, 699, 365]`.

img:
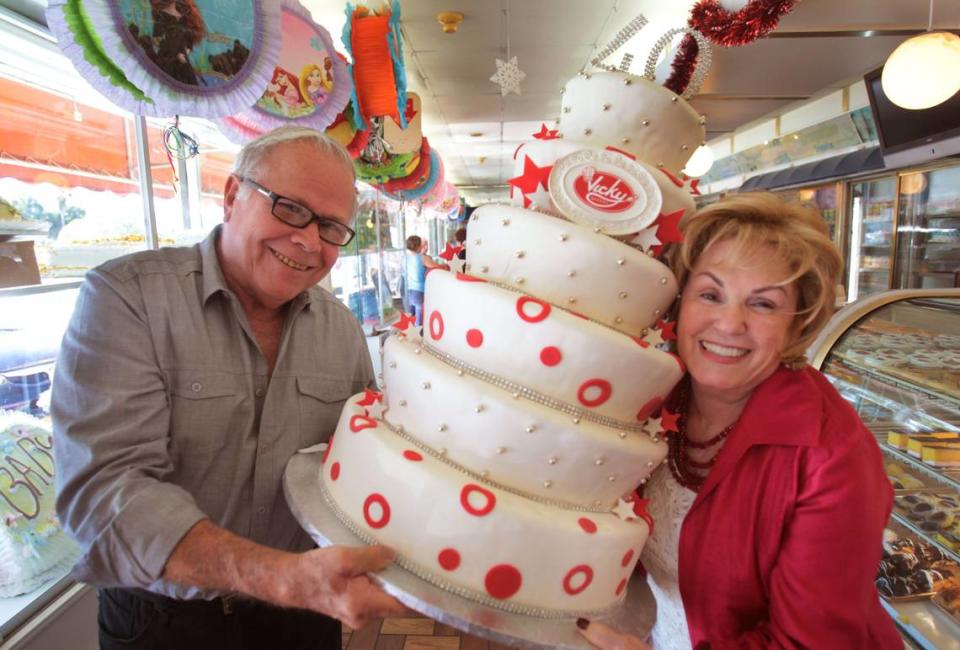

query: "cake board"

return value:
[284, 451, 655, 649]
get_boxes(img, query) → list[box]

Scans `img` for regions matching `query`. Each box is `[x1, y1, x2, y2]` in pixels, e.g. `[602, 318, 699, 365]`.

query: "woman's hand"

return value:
[577, 619, 651, 650]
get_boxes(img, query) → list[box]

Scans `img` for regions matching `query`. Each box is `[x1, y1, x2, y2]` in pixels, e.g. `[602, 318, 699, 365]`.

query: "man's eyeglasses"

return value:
[237, 176, 356, 247]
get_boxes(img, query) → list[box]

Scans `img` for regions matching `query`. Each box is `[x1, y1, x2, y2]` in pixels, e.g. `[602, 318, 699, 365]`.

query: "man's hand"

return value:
[162, 520, 407, 629]
[577, 619, 651, 650]
[270, 545, 408, 629]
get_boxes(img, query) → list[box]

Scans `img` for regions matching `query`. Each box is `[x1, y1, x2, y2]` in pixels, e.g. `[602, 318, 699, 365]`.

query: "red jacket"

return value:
[677, 366, 901, 649]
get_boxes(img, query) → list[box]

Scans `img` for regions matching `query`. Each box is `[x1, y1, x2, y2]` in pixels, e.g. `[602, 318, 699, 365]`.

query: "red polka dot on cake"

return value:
[540, 346, 562, 366]
[578, 517, 597, 534]
[438, 548, 461, 571]
[330, 462, 341, 481]
[466, 329, 484, 347]
[403, 450, 423, 461]
[621, 549, 635, 567]
[485, 564, 522, 599]
[616, 578, 627, 596]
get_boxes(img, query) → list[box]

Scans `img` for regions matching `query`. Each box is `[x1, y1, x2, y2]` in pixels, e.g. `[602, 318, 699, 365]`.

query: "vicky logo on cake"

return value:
[573, 167, 637, 213]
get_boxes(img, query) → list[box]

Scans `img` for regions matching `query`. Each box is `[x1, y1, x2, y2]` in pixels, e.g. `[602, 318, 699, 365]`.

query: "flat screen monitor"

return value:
[863, 65, 960, 168]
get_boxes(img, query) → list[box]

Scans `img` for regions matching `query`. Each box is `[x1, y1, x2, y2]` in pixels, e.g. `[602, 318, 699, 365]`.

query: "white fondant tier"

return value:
[511, 141, 696, 226]
[465, 205, 678, 338]
[556, 71, 704, 175]
[422, 269, 684, 428]
[382, 335, 667, 509]
[321, 395, 648, 615]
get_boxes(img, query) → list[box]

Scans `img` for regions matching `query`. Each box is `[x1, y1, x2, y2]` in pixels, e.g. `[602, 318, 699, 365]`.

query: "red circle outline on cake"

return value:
[460, 484, 496, 517]
[349, 414, 377, 433]
[577, 379, 613, 408]
[563, 564, 594, 596]
[363, 494, 391, 529]
[516, 296, 551, 323]
[429, 310, 445, 340]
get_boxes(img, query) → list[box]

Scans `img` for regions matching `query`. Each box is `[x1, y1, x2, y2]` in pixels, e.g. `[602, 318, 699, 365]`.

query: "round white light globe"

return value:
[881, 32, 960, 110]
[718, 0, 751, 12]
[682, 144, 715, 178]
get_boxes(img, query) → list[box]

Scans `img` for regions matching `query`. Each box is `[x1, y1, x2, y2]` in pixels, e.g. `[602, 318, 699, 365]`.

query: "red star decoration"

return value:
[438, 242, 463, 261]
[532, 123, 559, 140]
[660, 408, 680, 435]
[392, 312, 417, 332]
[654, 318, 677, 342]
[650, 208, 685, 256]
[507, 155, 552, 207]
[628, 495, 655, 534]
[683, 174, 701, 196]
[356, 388, 384, 407]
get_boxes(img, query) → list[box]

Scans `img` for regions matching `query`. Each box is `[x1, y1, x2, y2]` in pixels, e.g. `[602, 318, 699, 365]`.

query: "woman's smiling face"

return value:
[677, 238, 799, 403]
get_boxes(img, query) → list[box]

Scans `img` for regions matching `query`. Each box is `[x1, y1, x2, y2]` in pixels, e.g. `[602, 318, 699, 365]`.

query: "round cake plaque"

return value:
[283, 451, 655, 649]
[548, 149, 663, 236]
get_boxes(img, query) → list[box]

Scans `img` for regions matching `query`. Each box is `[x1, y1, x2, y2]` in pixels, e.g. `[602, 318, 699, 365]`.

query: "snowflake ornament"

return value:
[490, 56, 526, 96]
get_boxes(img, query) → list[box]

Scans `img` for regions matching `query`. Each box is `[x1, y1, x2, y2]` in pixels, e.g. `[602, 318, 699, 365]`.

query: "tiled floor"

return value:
[341, 614, 516, 650]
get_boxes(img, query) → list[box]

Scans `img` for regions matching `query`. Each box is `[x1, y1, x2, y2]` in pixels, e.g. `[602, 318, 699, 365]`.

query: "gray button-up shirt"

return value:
[52, 226, 374, 599]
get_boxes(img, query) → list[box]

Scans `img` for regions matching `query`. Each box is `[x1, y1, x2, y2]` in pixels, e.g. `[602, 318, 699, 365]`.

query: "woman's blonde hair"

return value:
[668, 192, 843, 368]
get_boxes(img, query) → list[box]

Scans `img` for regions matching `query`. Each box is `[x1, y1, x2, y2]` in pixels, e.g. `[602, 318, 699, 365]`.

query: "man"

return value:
[53, 127, 406, 649]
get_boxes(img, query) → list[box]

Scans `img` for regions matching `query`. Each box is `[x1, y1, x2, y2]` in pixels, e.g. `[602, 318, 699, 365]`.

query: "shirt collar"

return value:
[200, 225, 316, 312]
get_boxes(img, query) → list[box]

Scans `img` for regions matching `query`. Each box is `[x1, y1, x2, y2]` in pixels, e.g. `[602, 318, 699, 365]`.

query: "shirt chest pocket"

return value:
[296, 377, 357, 448]
[168, 372, 246, 454]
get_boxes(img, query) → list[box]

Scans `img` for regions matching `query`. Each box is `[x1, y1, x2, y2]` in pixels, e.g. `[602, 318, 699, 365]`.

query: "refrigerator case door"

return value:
[895, 166, 960, 292]
[847, 177, 897, 302]
[808, 289, 960, 649]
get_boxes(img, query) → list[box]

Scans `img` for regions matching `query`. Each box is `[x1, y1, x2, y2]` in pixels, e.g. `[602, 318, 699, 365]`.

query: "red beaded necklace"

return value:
[667, 384, 736, 492]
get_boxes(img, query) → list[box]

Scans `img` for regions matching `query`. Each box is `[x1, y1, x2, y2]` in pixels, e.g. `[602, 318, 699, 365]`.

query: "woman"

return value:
[404, 235, 442, 326]
[580, 193, 900, 649]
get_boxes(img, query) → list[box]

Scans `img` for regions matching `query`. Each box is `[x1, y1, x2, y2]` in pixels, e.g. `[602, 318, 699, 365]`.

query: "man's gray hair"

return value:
[232, 126, 358, 216]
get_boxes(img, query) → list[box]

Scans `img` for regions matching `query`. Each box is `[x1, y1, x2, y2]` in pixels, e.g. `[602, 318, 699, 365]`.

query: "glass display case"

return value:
[847, 177, 897, 302]
[775, 182, 843, 246]
[895, 167, 960, 292]
[810, 289, 960, 649]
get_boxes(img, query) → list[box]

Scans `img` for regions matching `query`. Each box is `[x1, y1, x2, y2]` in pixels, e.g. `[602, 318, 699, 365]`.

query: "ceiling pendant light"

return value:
[881, 0, 960, 110]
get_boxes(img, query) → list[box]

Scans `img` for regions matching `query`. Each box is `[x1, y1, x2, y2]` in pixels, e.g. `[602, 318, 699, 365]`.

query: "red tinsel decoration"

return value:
[691, 0, 797, 47]
[665, 0, 797, 96]
[664, 37, 700, 96]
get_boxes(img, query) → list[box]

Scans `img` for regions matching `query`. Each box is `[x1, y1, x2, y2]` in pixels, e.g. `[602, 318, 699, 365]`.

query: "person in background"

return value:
[53, 126, 405, 650]
[404, 234, 442, 326]
[454, 226, 467, 262]
[579, 193, 900, 649]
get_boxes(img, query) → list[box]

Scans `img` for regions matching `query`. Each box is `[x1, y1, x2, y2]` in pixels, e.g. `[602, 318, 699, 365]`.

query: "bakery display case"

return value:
[810, 289, 960, 649]
[895, 166, 960, 292]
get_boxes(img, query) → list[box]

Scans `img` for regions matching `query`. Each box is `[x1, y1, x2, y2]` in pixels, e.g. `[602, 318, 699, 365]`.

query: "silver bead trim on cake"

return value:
[378, 414, 610, 513]
[419, 342, 649, 434]
[318, 480, 623, 618]
[590, 14, 649, 72]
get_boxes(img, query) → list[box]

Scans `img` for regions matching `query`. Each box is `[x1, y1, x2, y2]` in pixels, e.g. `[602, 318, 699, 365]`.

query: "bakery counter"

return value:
[810, 289, 960, 649]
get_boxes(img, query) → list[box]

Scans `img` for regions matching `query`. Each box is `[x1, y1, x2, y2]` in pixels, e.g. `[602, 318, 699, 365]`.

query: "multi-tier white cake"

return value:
[320, 68, 703, 617]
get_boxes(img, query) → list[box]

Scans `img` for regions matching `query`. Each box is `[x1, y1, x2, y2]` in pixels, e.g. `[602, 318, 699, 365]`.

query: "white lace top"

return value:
[642, 466, 696, 650]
